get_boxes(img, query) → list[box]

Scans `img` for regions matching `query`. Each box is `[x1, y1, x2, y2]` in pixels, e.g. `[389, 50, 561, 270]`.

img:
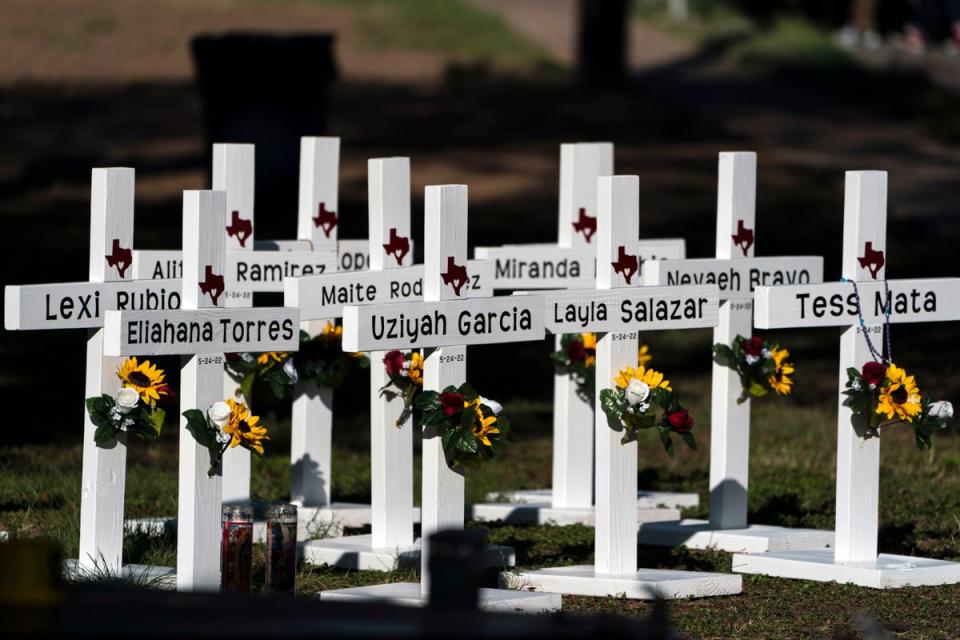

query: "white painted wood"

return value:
[214, 143, 255, 505]
[753, 278, 960, 329]
[297, 136, 340, 252]
[5, 280, 182, 330]
[319, 582, 562, 612]
[642, 256, 823, 299]
[558, 142, 613, 247]
[420, 184, 469, 598]
[132, 250, 183, 280]
[341, 295, 545, 352]
[176, 190, 227, 592]
[733, 549, 960, 589]
[503, 565, 741, 600]
[302, 533, 514, 572]
[488, 488, 700, 509]
[253, 238, 312, 251]
[285, 260, 493, 319]
[79, 167, 135, 574]
[102, 307, 299, 356]
[594, 175, 641, 576]
[637, 519, 833, 553]
[227, 250, 337, 292]
[368, 158, 414, 550]
[475, 240, 685, 290]
[469, 502, 680, 526]
[539, 286, 718, 333]
[290, 381, 333, 506]
[710, 151, 756, 531]
[551, 363, 594, 509]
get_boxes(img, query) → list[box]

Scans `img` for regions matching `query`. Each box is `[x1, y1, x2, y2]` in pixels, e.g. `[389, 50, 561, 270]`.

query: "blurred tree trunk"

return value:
[577, 0, 630, 87]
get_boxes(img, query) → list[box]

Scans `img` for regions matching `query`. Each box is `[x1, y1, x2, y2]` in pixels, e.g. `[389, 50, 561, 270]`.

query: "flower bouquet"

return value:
[183, 398, 269, 476]
[712, 335, 794, 404]
[226, 322, 369, 400]
[599, 365, 696, 456]
[414, 383, 509, 470]
[86, 357, 170, 445]
[843, 361, 952, 449]
[380, 350, 425, 426]
[550, 333, 652, 401]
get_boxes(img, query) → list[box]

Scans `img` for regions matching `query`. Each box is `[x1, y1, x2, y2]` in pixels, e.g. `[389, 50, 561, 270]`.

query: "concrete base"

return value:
[64, 559, 176, 588]
[637, 519, 835, 553]
[303, 534, 516, 571]
[501, 565, 741, 600]
[468, 502, 681, 526]
[733, 549, 960, 589]
[319, 581, 562, 613]
[486, 488, 699, 510]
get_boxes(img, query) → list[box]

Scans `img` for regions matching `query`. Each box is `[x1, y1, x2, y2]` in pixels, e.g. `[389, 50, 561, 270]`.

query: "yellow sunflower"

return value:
[614, 365, 672, 392]
[223, 398, 269, 454]
[117, 357, 168, 407]
[638, 343, 652, 367]
[876, 363, 922, 423]
[767, 347, 794, 396]
[407, 352, 424, 386]
[466, 398, 500, 447]
[581, 333, 597, 368]
[321, 321, 343, 342]
[256, 352, 287, 366]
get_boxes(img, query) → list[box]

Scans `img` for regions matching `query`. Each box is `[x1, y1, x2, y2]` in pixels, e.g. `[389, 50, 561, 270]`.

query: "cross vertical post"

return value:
[369, 158, 415, 550]
[708, 151, 756, 530]
[216, 144, 256, 505]
[291, 136, 339, 509]
[176, 190, 227, 591]
[79, 167, 135, 573]
[420, 184, 469, 596]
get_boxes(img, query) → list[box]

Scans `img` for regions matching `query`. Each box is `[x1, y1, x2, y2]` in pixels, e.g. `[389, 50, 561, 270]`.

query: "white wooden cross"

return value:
[317, 184, 560, 612]
[286, 161, 494, 569]
[471, 142, 694, 526]
[4, 168, 185, 579]
[503, 176, 741, 600]
[103, 189, 299, 591]
[733, 170, 960, 588]
[637, 151, 833, 553]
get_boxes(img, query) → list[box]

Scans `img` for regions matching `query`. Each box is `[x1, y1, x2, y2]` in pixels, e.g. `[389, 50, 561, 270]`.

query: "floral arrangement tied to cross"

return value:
[843, 360, 952, 449]
[183, 398, 270, 476]
[550, 332, 652, 401]
[712, 335, 794, 404]
[86, 357, 171, 445]
[225, 321, 369, 400]
[380, 350, 509, 469]
[599, 365, 696, 456]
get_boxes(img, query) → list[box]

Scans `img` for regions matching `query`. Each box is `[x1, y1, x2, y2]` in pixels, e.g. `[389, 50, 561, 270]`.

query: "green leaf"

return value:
[681, 431, 698, 451]
[599, 389, 622, 423]
[847, 367, 861, 380]
[458, 383, 478, 401]
[94, 424, 115, 445]
[453, 428, 479, 454]
[748, 381, 770, 398]
[658, 428, 675, 458]
[240, 373, 255, 404]
[460, 404, 477, 429]
[712, 344, 737, 369]
[146, 407, 165, 438]
[183, 409, 216, 449]
[415, 390, 439, 410]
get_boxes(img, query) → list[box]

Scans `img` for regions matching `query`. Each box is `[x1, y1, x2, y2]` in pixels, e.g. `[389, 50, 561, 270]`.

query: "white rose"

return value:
[115, 387, 140, 414]
[480, 396, 503, 415]
[928, 401, 954, 425]
[625, 379, 650, 407]
[208, 401, 232, 428]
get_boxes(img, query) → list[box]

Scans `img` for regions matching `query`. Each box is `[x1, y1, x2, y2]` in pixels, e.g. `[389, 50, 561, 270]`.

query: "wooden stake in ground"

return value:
[317, 184, 559, 612]
[734, 170, 960, 588]
[103, 190, 299, 591]
[638, 151, 833, 553]
[502, 176, 741, 600]
[5, 168, 184, 579]
[471, 142, 692, 526]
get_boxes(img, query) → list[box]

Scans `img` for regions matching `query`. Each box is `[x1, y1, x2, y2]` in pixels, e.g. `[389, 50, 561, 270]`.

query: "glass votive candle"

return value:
[221, 505, 254, 594]
[265, 504, 298, 595]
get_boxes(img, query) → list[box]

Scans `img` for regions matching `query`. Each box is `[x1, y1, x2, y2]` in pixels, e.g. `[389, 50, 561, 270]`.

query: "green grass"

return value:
[3, 369, 960, 637]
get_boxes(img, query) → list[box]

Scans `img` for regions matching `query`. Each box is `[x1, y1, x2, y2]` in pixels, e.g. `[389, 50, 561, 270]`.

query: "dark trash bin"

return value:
[191, 33, 338, 238]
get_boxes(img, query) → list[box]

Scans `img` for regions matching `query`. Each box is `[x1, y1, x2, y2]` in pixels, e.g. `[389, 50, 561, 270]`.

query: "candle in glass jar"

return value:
[221, 505, 254, 593]
[265, 504, 298, 594]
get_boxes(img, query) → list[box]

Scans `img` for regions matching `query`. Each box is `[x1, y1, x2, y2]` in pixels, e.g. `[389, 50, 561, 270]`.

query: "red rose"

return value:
[667, 409, 694, 433]
[566, 339, 585, 362]
[861, 361, 886, 387]
[225, 352, 242, 362]
[383, 350, 405, 377]
[739, 336, 763, 358]
[440, 392, 465, 416]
